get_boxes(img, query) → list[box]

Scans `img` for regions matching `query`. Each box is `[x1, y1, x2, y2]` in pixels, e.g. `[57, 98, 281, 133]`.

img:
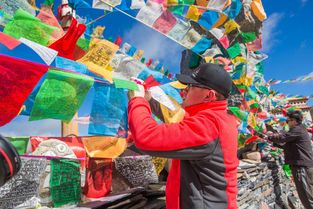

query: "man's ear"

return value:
[203, 90, 216, 102]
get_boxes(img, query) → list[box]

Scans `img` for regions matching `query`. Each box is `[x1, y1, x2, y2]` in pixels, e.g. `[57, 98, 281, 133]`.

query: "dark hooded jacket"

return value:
[269, 124, 313, 167]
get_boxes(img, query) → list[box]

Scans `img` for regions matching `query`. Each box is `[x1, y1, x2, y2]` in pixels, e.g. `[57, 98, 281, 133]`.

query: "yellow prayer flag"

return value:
[248, 113, 257, 128]
[160, 96, 185, 124]
[211, 13, 227, 28]
[251, 0, 267, 21]
[78, 40, 118, 83]
[204, 56, 214, 63]
[106, 65, 113, 71]
[239, 75, 253, 86]
[233, 79, 241, 85]
[167, 0, 178, 5]
[133, 49, 144, 60]
[186, 5, 201, 22]
[169, 81, 187, 89]
[231, 56, 246, 64]
[82, 136, 127, 158]
[224, 19, 240, 34]
[152, 157, 168, 175]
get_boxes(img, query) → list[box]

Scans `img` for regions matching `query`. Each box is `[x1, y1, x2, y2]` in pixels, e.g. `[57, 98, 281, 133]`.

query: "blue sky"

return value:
[0, 0, 312, 136]
[95, 0, 313, 101]
[261, 0, 313, 101]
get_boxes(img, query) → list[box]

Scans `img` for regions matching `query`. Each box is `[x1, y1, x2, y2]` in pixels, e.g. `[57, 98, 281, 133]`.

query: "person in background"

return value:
[128, 63, 239, 209]
[266, 110, 313, 209]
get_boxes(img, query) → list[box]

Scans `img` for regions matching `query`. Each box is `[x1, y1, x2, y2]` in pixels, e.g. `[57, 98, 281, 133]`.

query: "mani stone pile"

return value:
[237, 143, 303, 209]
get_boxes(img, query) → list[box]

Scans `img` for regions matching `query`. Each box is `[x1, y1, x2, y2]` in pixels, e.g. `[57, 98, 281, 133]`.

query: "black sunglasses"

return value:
[187, 84, 212, 90]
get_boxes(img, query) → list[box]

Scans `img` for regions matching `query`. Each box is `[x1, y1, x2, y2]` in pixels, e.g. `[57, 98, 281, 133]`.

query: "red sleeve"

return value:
[128, 97, 219, 151]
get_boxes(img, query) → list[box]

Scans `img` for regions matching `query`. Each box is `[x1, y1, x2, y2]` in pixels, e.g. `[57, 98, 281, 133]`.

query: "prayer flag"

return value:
[0, 55, 48, 126]
[153, 10, 177, 34]
[78, 40, 119, 82]
[4, 9, 57, 46]
[89, 83, 128, 137]
[226, 42, 241, 59]
[50, 159, 81, 207]
[0, 32, 21, 49]
[30, 69, 94, 123]
[251, 0, 267, 21]
[136, 1, 163, 26]
[197, 11, 219, 30]
[82, 136, 127, 158]
[191, 37, 212, 54]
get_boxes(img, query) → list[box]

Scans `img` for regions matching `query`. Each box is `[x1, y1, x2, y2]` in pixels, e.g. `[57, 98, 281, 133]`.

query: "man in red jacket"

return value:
[128, 63, 239, 209]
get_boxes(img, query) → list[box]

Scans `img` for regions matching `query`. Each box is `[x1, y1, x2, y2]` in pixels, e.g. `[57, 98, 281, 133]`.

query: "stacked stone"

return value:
[237, 159, 276, 209]
[237, 143, 303, 209]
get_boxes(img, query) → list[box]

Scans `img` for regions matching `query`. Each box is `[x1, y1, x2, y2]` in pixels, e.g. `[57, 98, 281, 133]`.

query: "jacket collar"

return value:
[184, 100, 227, 116]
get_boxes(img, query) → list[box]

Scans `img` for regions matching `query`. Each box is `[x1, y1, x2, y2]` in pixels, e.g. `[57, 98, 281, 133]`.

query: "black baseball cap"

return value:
[177, 63, 232, 98]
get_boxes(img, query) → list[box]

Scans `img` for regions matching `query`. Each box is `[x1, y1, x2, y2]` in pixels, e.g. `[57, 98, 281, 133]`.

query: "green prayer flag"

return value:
[183, 0, 195, 4]
[270, 149, 282, 157]
[246, 87, 257, 100]
[4, 9, 58, 46]
[282, 164, 292, 177]
[256, 63, 264, 74]
[228, 107, 248, 121]
[249, 103, 259, 109]
[258, 85, 269, 96]
[169, 5, 184, 16]
[50, 159, 81, 207]
[113, 78, 139, 90]
[30, 69, 94, 123]
[240, 32, 256, 43]
[44, 0, 55, 6]
[255, 124, 262, 133]
[8, 137, 29, 155]
[77, 38, 90, 51]
[287, 106, 296, 112]
[226, 42, 241, 59]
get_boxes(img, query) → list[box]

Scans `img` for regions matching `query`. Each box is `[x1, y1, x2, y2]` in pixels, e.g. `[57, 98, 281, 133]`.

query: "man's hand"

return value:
[261, 131, 273, 142]
[128, 78, 149, 100]
[128, 83, 145, 99]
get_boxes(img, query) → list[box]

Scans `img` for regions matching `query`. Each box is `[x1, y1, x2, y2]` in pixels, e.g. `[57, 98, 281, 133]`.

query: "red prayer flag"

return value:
[114, 35, 123, 47]
[49, 18, 86, 60]
[144, 75, 161, 89]
[247, 35, 262, 52]
[73, 45, 87, 60]
[0, 32, 21, 50]
[146, 58, 153, 67]
[83, 157, 112, 198]
[244, 135, 259, 144]
[0, 55, 48, 126]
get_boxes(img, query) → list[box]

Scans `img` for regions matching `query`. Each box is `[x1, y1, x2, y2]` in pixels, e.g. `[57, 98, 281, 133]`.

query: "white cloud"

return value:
[0, 116, 60, 137]
[261, 13, 284, 52]
[122, 23, 183, 72]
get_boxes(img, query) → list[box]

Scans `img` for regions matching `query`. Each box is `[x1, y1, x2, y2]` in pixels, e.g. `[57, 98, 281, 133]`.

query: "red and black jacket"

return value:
[128, 97, 239, 209]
